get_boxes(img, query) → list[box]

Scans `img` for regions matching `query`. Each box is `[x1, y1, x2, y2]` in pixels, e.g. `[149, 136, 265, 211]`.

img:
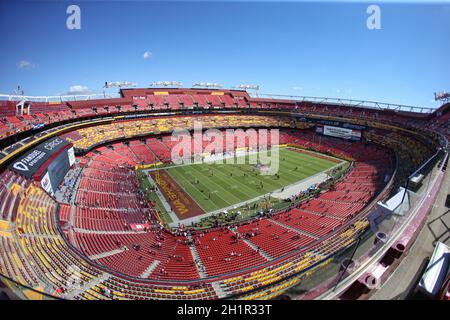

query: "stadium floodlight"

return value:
[104, 81, 137, 89]
[192, 82, 223, 89]
[434, 91, 450, 102]
[149, 81, 183, 87]
[123, 81, 137, 87]
[104, 82, 116, 88]
[12, 85, 25, 96]
[233, 84, 260, 91]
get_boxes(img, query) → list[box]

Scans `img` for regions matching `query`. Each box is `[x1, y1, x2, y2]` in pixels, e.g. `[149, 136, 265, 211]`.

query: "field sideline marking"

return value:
[183, 150, 345, 212]
[165, 167, 228, 213]
[183, 167, 234, 207]
[141, 147, 346, 225]
[167, 160, 347, 227]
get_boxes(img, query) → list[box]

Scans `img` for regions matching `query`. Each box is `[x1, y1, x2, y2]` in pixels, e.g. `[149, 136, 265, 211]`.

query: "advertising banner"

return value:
[9, 137, 70, 178]
[323, 125, 361, 141]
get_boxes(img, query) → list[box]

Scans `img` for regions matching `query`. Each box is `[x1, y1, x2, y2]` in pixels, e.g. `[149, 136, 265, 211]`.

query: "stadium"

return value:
[0, 86, 449, 301]
[0, 1, 449, 303]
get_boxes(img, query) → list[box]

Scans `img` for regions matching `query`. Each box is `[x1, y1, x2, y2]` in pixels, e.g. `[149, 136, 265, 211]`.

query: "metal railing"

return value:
[0, 91, 438, 114]
[0, 92, 121, 102]
[252, 93, 437, 113]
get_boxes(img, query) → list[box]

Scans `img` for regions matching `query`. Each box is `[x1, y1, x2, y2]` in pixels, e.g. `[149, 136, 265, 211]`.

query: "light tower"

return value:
[434, 91, 450, 103]
[103, 81, 137, 97]
[149, 81, 183, 87]
[233, 84, 260, 97]
[192, 82, 223, 89]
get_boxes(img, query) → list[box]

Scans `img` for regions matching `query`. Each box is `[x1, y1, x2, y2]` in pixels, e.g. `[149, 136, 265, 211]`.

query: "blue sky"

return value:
[0, 1, 449, 109]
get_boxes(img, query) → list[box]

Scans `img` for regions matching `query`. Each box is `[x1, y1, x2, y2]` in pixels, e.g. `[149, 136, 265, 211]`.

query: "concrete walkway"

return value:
[89, 248, 126, 260]
[370, 167, 450, 300]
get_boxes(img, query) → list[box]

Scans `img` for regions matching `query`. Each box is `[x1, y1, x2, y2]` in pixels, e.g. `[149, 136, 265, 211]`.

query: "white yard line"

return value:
[167, 162, 346, 227]
[89, 248, 126, 260]
[140, 260, 160, 278]
[165, 168, 227, 212]
[143, 147, 282, 172]
[142, 147, 346, 227]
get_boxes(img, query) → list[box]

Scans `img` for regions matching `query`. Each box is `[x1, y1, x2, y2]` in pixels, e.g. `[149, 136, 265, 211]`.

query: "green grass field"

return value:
[163, 148, 339, 213]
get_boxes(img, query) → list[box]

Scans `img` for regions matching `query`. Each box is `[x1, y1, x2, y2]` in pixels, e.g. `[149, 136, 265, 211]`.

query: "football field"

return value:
[159, 148, 341, 215]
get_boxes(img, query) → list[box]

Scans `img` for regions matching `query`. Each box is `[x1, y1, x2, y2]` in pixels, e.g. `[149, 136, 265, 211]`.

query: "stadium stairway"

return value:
[187, 235, 208, 278]
[88, 248, 127, 261]
[211, 281, 229, 299]
[240, 237, 273, 261]
[73, 228, 147, 235]
[140, 260, 160, 279]
[269, 218, 320, 240]
[65, 272, 112, 300]
[140, 260, 161, 278]
[143, 142, 159, 161]
[231, 224, 275, 261]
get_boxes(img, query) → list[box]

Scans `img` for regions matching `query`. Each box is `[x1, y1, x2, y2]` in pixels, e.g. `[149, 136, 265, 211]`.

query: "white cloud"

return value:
[17, 60, 35, 70]
[143, 51, 152, 59]
[68, 85, 91, 95]
[292, 86, 304, 91]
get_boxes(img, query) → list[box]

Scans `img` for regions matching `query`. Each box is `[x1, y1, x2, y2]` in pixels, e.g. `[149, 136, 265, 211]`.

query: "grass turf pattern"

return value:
[164, 148, 339, 213]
